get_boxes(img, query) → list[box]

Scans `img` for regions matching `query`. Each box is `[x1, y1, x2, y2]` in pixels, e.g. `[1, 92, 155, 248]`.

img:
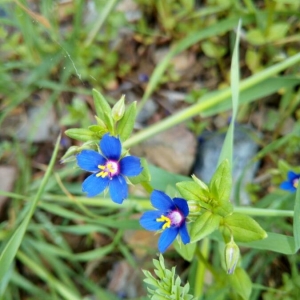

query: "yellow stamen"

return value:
[98, 165, 105, 170]
[156, 215, 171, 230]
[106, 163, 115, 173]
[96, 171, 108, 178]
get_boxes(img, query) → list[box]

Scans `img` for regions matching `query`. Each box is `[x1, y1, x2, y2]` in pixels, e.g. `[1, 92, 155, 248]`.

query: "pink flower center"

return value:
[96, 160, 119, 179]
[168, 210, 184, 227]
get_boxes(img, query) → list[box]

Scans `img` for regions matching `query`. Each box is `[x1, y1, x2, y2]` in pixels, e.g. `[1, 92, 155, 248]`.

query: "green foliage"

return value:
[221, 213, 267, 243]
[228, 267, 252, 300]
[143, 255, 196, 300]
[116, 101, 137, 141]
[2, 0, 300, 298]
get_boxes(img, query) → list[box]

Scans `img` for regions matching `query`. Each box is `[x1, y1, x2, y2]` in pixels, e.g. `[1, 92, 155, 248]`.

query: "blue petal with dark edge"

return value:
[77, 150, 106, 172]
[151, 190, 175, 212]
[158, 227, 178, 253]
[109, 175, 128, 204]
[179, 223, 190, 244]
[140, 211, 164, 231]
[288, 171, 299, 181]
[120, 156, 143, 176]
[280, 181, 296, 192]
[100, 134, 121, 161]
[173, 197, 189, 217]
[82, 173, 109, 197]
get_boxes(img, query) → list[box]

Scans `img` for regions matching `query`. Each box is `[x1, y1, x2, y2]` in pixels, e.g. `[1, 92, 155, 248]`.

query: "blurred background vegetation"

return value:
[1, 0, 300, 299]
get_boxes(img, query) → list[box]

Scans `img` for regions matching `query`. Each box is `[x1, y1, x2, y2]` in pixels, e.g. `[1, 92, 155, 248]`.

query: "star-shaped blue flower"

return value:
[140, 190, 190, 253]
[280, 171, 300, 192]
[76, 133, 143, 204]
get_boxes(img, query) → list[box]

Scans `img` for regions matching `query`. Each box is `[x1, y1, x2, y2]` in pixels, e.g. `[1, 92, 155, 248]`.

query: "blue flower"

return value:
[280, 171, 300, 192]
[76, 133, 143, 204]
[140, 190, 190, 253]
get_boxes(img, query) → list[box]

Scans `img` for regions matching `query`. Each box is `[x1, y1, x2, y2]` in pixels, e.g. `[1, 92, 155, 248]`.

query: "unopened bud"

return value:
[225, 239, 240, 274]
[112, 95, 125, 121]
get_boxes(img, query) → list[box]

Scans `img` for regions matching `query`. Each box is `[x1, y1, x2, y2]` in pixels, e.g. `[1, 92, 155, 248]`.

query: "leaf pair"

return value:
[65, 89, 137, 143]
[177, 160, 267, 244]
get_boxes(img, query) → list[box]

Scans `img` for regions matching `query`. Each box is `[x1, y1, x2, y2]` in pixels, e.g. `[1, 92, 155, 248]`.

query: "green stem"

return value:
[141, 181, 154, 194]
[41, 195, 294, 217]
[233, 207, 294, 217]
[124, 52, 300, 148]
[194, 239, 212, 298]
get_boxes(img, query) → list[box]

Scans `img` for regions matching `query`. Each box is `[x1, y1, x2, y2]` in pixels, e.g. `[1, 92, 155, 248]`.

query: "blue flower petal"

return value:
[280, 181, 296, 192]
[151, 190, 175, 212]
[109, 175, 128, 204]
[179, 223, 190, 244]
[140, 211, 164, 231]
[82, 173, 109, 197]
[100, 134, 121, 161]
[173, 198, 189, 217]
[120, 156, 143, 177]
[158, 227, 178, 253]
[77, 150, 106, 172]
[288, 171, 299, 181]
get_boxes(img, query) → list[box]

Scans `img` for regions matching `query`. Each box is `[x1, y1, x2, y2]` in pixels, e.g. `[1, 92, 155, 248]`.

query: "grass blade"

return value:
[0, 134, 61, 283]
[218, 20, 241, 167]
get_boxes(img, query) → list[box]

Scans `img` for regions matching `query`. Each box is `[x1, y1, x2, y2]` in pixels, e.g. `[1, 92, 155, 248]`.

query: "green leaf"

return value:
[92, 89, 112, 121]
[176, 181, 209, 202]
[173, 239, 196, 262]
[149, 164, 191, 191]
[217, 21, 241, 167]
[229, 267, 252, 300]
[213, 200, 233, 218]
[128, 158, 151, 184]
[65, 128, 99, 142]
[190, 211, 222, 243]
[103, 111, 114, 133]
[201, 41, 226, 58]
[246, 28, 265, 45]
[209, 159, 232, 202]
[222, 213, 267, 243]
[239, 232, 295, 254]
[267, 23, 289, 42]
[116, 101, 137, 141]
[293, 183, 300, 251]
[88, 125, 107, 136]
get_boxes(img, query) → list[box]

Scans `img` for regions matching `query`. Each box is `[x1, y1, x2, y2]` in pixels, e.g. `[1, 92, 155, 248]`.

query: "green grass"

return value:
[1, 0, 300, 299]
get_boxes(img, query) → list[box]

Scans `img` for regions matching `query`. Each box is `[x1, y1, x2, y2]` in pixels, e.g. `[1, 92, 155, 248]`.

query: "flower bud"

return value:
[225, 239, 240, 274]
[112, 95, 125, 121]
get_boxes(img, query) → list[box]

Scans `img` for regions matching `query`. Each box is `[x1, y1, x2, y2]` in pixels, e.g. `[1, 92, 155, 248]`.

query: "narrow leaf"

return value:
[92, 89, 112, 120]
[209, 159, 232, 202]
[65, 128, 98, 142]
[293, 183, 300, 251]
[218, 20, 241, 167]
[0, 135, 61, 282]
[116, 101, 137, 141]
